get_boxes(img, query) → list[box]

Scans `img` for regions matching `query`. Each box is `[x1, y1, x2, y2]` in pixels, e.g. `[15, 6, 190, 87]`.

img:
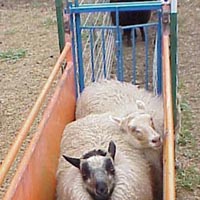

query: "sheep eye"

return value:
[135, 129, 144, 140]
[135, 129, 141, 134]
[129, 126, 140, 134]
[105, 158, 115, 175]
[81, 162, 90, 180]
[150, 117, 155, 129]
[129, 126, 137, 132]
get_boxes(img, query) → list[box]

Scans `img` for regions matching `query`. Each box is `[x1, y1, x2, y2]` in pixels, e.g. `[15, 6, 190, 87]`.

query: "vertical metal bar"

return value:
[74, 7, 85, 92]
[69, 2, 78, 98]
[89, 29, 95, 82]
[170, 0, 178, 127]
[55, 0, 65, 52]
[115, 9, 120, 80]
[102, 29, 107, 78]
[156, 9, 163, 95]
[115, 9, 123, 81]
[144, 26, 149, 90]
[131, 28, 136, 84]
[119, 27, 124, 81]
[74, 0, 79, 7]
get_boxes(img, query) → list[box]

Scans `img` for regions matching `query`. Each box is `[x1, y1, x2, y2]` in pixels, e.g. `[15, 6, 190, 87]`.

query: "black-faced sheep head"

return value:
[110, 100, 163, 150]
[63, 141, 116, 200]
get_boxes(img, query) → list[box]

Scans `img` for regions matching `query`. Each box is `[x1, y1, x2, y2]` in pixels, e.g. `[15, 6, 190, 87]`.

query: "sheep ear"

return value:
[109, 115, 122, 126]
[136, 100, 146, 111]
[63, 155, 80, 169]
[110, 115, 129, 131]
[108, 141, 116, 160]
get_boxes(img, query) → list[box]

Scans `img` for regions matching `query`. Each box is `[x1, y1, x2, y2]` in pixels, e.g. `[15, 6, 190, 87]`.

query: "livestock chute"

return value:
[0, 0, 178, 199]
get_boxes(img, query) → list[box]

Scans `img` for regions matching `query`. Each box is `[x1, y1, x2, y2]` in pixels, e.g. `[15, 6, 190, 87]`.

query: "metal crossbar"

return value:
[70, 2, 162, 13]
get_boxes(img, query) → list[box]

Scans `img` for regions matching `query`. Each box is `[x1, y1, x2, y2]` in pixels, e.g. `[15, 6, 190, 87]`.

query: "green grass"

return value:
[82, 31, 90, 41]
[177, 166, 200, 191]
[177, 100, 196, 147]
[43, 17, 57, 28]
[31, 1, 44, 8]
[0, 49, 26, 61]
[176, 95, 200, 191]
[3, 29, 17, 36]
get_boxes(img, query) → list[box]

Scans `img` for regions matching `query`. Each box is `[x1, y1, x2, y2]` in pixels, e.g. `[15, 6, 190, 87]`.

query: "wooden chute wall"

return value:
[3, 46, 76, 200]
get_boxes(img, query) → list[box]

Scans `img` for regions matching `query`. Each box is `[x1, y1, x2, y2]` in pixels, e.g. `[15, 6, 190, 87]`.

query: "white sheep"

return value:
[109, 104, 163, 200]
[56, 113, 154, 200]
[76, 79, 164, 138]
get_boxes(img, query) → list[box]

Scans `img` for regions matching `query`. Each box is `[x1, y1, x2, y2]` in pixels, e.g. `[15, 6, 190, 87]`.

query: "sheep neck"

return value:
[86, 185, 114, 200]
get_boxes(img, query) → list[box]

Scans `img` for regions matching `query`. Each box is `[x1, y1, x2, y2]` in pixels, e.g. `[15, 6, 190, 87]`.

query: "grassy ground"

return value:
[175, 1, 200, 199]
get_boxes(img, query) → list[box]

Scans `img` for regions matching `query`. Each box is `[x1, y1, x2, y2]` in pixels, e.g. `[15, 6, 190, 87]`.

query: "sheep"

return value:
[110, 0, 153, 45]
[56, 113, 154, 200]
[76, 79, 164, 138]
[109, 106, 163, 200]
[75, 79, 164, 199]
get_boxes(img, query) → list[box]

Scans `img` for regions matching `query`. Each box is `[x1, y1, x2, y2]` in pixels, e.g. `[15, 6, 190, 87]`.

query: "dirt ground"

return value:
[0, 0, 200, 199]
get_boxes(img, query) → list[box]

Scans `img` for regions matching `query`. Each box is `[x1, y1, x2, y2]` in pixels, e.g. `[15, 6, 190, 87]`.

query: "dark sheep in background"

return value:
[110, 0, 153, 45]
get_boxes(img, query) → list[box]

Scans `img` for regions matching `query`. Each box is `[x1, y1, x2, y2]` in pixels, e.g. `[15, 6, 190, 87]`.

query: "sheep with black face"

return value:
[56, 113, 153, 200]
[63, 141, 116, 200]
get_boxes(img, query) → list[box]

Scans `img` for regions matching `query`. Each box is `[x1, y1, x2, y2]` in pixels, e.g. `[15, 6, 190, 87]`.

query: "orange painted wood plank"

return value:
[3, 62, 76, 200]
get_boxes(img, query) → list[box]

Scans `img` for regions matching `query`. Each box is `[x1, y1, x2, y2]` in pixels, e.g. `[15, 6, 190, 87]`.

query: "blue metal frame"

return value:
[131, 28, 136, 85]
[115, 9, 124, 81]
[67, 2, 79, 98]
[68, 1, 163, 94]
[144, 26, 149, 90]
[70, 2, 162, 14]
[75, 15, 85, 93]
[101, 29, 107, 78]
[89, 29, 95, 82]
[156, 9, 163, 95]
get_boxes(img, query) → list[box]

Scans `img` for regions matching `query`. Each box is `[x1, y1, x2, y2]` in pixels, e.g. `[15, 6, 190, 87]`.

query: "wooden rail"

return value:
[0, 43, 72, 186]
[162, 33, 176, 200]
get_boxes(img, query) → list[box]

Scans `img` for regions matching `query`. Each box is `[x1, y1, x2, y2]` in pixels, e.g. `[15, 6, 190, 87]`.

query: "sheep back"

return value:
[110, 1, 151, 27]
[110, 0, 152, 40]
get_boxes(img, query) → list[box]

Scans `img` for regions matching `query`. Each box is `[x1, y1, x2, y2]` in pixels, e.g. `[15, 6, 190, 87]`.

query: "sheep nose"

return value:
[96, 182, 108, 196]
[151, 136, 161, 146]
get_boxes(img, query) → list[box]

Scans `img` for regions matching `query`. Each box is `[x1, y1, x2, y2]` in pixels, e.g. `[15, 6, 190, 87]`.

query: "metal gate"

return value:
[67, 0, 163, 95]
